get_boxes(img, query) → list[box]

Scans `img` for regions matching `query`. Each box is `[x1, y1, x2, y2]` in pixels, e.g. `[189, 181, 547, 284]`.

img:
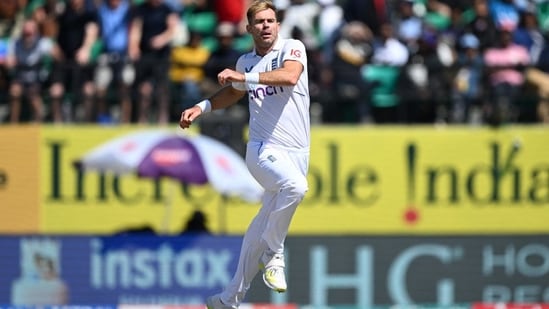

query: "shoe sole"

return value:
[261, 266, 287, 293]
[259, 260, 287, 293]
[262, 273, 287, 293]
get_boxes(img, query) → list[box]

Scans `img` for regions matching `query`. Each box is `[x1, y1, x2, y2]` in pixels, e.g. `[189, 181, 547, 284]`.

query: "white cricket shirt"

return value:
[232, 38, 310, 149]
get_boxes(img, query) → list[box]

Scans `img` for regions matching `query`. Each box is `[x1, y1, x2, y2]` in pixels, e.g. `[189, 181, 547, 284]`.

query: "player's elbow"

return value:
[286, 73, 300, 86]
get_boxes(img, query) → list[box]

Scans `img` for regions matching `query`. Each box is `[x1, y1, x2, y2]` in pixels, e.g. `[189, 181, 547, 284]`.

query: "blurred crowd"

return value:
[1, 0, 549, 126]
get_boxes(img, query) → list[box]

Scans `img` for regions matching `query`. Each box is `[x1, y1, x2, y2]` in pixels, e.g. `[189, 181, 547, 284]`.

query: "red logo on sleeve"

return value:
[290, 49, 302, 58]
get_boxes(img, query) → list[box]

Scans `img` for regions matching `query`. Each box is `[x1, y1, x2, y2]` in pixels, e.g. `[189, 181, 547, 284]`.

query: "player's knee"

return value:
[283, 177, 308, 201]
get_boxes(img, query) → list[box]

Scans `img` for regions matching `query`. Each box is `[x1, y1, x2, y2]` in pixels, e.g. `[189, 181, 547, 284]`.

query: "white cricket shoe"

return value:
[260, 250, 287, 293]
[206, 294, 236, 309]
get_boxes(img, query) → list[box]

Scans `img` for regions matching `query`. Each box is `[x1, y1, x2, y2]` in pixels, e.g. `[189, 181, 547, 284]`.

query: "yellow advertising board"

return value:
[34, 125, 549, 235]
[291, 126, 549, 234]
[0, 125, 40, 233]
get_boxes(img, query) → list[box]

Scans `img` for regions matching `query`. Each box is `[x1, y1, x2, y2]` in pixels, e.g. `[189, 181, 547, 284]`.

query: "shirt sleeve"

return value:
[232, 55, 246, 91]
[281, 39, 307, 67]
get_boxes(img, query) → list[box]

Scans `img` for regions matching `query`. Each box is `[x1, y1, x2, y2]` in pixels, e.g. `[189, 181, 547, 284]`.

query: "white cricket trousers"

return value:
[220, 141, 309, 307]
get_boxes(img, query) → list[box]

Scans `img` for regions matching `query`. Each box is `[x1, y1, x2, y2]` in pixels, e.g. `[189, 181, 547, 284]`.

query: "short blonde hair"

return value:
[246, 0, 278, 24]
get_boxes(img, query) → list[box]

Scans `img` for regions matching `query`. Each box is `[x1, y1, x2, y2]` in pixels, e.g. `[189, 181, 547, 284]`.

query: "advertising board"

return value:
[0, 235, 547, 307]
[1, 125, 548, 234]
[40, 126, 549, 234]
[0, 126, 40, 233]
[0, 235, 241, 306]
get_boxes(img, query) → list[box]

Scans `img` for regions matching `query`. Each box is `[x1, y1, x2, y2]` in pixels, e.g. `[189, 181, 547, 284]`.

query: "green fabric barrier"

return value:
[424, 12, 451, 30]
[184, 11, 217, 35]
[538, 1, 549, 31]
[90, 39, 103, 63]
[361, 65, 401, 108]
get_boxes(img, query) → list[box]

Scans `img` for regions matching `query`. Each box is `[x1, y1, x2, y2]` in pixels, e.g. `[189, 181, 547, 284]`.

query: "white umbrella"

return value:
[74, 129, 264, 232]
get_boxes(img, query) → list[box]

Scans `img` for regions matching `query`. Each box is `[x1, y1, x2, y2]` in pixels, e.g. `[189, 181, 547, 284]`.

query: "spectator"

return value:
[164, 0, 185, 13]
[95, 0, 133, 123]
[463, 0, 498, 51]
[27, 0, 61, 39]
[399, 26, 453, 123]
[6, 18, 54, 122]
[213, 0, 250, 34]
[0, 0, 25, 40]
[489, 0, 520, 32]
[278, 0, 321, 50]
[0, 38, 10, 120]
[169, 31, 210, 112]
[370, 23, 409, 66]
[0, 0, 546, 126]
[513, 6, 545, 62]
[450, 33, 485, 123]
[393, 0, 423, 54]
[0, 0, 26, 114]
[423, 0, 453, 32]
[439, 0, 474, 12]
[343, 0, 386, 36]
[525, 29, 549, 123]
[128, 0, 178, 124]
[364, 22, 409, 124]
[49, 0, 99, 123]
[203, 22, 242, 93]
[445, 5, 467, 43]
[326, 21, 373, 123]
[483, 28, 531, 125]
[181, 210, 210, 234]
[315, 0, 344, 63]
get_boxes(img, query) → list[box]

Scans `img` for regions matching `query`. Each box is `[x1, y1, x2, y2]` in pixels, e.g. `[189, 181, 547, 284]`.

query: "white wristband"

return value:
[245, 72, 260, 84]
[196, 99, 212, 113]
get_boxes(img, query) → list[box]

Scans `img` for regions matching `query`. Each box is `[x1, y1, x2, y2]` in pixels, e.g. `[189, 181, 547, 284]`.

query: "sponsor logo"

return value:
[90, 238, 233, 289]
[151, 149, 192, 166]
[290, 49, 302, 58]
[248, 85, 285, 100]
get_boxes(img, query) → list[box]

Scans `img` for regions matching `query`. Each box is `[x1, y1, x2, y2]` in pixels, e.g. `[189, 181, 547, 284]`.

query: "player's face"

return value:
[247, 8, 279, 52]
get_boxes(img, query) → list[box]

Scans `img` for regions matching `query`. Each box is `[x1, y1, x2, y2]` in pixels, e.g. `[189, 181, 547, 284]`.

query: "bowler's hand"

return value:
[179, 105, 203, 129]
[218, 68, 245, 86]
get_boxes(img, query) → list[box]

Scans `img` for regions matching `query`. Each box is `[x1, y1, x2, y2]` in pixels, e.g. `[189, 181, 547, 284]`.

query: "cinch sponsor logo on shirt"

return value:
[248, 85, 285, 99]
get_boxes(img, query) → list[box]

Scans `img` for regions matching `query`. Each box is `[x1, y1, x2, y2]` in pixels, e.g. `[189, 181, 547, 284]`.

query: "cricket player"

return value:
[179, 0, 310, 308]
